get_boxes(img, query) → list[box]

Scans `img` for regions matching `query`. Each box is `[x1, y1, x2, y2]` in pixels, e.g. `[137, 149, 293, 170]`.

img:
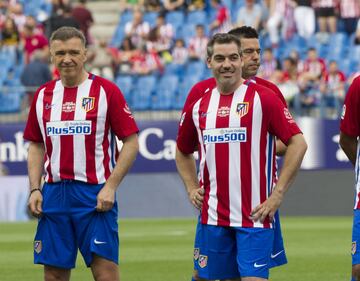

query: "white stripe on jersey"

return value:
[251, 92, 263, 228]
[73, 79, 92, 182]
[355, 142, 360, 208]
[96, 86, 108, 183]
[36, 88, 48, 180]
[204, 88, 220, 225]
[228, 86, 246, 226]
[48, 80, 64, 182]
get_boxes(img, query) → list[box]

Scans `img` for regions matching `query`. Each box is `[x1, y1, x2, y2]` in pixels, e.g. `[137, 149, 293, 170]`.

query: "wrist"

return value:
[29, 188, 42, 196]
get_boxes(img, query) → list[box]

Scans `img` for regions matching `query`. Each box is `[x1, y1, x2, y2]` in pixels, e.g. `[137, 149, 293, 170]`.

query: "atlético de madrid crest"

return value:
[236, 102, 249, 118]
[82, 97, 95, 112]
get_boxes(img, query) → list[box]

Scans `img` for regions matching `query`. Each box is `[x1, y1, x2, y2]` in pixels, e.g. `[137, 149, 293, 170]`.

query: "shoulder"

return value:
[252, 77, 279, 94]
[193, 77, 216, 92]
[92, 74, 120, 93]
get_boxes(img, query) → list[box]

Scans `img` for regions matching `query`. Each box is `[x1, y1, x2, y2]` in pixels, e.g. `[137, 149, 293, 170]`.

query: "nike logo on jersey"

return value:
[254, 262, 267, 268]
[94, 239, 106, 245]
[271, 250, 284, 259]
[45, 103, 55, 110]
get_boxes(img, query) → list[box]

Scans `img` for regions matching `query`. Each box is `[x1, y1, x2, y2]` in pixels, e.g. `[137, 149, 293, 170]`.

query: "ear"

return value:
[206, 57, 211, 68]
[83, 48, 88, 62]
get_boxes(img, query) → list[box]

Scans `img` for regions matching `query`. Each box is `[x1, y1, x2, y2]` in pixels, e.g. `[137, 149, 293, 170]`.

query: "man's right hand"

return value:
[28, 191, 43, 218]
[189, 188, 204, 210]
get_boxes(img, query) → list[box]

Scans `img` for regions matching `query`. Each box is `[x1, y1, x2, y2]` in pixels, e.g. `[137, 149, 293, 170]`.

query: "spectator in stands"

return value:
[20, 50, 52, 106]
[339, 0, 360, 36]
[171, 38, 188, 65]
[8, 2, 26, 32]
[209, 0, 232, 35]
[1, 17, 20, 55]
[320, 60, 346, 118]
[144, 0, 163, 12]
[112, 36, 136, 75]
[124, 8, 150, 49]
[71, 0, 94, 45]
[120, 0, 144, 13]
[147, 13, 174, 56]
[132, 45, 163, 75]
[355, 19, 360, 45]
[46, 5, 80, 38]
[266, 0, 295, 47]
[236, 0, 262, 31]
[162, 0, 186, 12]
[87, 39, 115, 81]
[258, 47, 281, 80]
[188, 24, 208, 61]
[23, 21, 49, 64]
[312, 0, 337, 43]
[187, 0, 205, 11]
[291, 0, 315, 39]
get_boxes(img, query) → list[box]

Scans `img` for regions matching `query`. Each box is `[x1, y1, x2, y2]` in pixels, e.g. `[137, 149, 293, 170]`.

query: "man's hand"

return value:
[28, 191, 43, 218]
[189, 188, 204, 210]
[250, 189, 284, 223]
[96, 186, 116, 212]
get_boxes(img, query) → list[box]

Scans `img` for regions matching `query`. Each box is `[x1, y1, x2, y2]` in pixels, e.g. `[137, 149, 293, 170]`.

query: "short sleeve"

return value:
[176, 108, 198, 154]
[340, 77, 360, 137]
[108, 85, 139, 139]
[23, 88, 44, 143]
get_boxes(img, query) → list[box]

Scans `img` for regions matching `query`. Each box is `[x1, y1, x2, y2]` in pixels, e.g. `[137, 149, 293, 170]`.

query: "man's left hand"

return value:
[249, 190, 284, 223]
[96, 186, 116, 212]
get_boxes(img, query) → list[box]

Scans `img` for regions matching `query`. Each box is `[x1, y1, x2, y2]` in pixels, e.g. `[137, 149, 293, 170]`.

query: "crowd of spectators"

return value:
[0, 0, 360, 119]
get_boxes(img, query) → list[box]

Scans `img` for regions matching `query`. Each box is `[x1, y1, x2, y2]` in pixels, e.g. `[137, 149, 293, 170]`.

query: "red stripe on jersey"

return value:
[59, 87, 76, 179]
[85, 81, 100, 183]
[198, 94, 211, 225]
[42, 82, 56, 182]
[215, 94, 232, 226]
[102, 84, 112, 180]
[240, 87, 254, 227]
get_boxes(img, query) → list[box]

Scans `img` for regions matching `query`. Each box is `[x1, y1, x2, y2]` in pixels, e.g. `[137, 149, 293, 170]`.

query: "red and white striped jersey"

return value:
[340, 76, 360, 209]
[177, 83, 301, 228]
[24, 74, 139, 184]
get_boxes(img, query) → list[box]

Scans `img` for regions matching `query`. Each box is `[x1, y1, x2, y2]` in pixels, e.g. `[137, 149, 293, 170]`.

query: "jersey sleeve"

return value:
[262, 91, 302, 145]
[176, 108, 198, 154]
[340, 77, 360, 137]
[23, 87, 44, 143]
[108, 85, 139, 139]
[182, 83, 201, 114]
[256, 77, 288, 107]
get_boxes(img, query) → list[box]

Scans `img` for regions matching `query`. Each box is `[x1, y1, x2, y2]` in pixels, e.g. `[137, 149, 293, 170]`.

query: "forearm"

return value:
[106, 134, 139, 191]
[27, 142, 45, 190]
[175, 147, 199, 196]
[339, 132, 357, 166]
[274, 134, 307, 197]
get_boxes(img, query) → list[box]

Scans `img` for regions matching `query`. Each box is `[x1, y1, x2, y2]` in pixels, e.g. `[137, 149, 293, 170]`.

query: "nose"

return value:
[62, 53, 73, 64]
[222, 57, 232, 69]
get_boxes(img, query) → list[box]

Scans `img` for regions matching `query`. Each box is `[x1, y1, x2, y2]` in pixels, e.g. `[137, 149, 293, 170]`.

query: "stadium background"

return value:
[0, 0, 359, 280]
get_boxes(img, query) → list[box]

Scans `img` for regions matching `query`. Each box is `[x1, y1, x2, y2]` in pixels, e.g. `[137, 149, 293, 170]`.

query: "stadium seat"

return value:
[120, 10, 133, 24]
[115, 75, 133, 105]
[166, 11, 184, 30]
[164, 63, 185, 77]
[0, 91, 23, 113]
[186, 10, 206, 25]
[136, 75, 156, 92]
[173, 76, 199, 109]
[152, 86, 176, 110]
[131, 88, 152, 110]
[177, 24, 196, 44]
[143, 12, 158, 26]
[185, 60, 206, 78]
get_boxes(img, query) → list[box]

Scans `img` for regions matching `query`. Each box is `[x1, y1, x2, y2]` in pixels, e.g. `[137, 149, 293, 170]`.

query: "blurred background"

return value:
[0, 1, 358, 279]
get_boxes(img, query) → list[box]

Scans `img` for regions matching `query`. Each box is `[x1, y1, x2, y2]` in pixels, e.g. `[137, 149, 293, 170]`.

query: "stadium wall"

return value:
[0, 118, 355, 221]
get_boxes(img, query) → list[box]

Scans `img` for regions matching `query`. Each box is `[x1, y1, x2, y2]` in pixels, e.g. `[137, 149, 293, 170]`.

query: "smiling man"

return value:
[24, 27, 139, 281]
[176, 33, 307, 281]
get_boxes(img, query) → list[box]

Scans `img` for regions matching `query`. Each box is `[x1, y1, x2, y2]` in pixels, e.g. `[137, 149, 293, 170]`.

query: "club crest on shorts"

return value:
[236, 102, 249, 118]
[194, 248, 200, 260]
[198, 255, 208, 268]
[352, 241, 357, 255]
[34, 240, 42, 254]
[82, 97, 95, 112]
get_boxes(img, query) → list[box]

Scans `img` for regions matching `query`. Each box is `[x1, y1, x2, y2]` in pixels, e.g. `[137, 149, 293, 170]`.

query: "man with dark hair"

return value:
[181, 26, 293, 281]
[176, 32, 307, 281]
[25, 26, 139, 281]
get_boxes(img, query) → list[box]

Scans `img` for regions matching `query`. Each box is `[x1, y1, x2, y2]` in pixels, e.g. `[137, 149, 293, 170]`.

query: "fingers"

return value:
[28, 196, 43, 218]
[190, 189, 204, 210]
[250, 204, 274, 223]
[95, 199, 114, 212]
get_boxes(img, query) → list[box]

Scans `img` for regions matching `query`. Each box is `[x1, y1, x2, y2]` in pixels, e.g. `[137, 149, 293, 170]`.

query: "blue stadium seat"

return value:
[136, 75, 156, 92]
[173, 75, 199, 109]
[176, 24, 196, 43]
[110, 27, 125, 47]
[164, 63, 185, 77]
[186, 10, 206, 25]
[166, 11, 184, 30]
[143, 12, 158, 26]
[185, 60, 206, 78]
[0, 91, 23, 113]
[152, 86, 176, 110]
[131, 88, 152, 110]
[120, 11, 133, 24]
[115, 75, 134, 105]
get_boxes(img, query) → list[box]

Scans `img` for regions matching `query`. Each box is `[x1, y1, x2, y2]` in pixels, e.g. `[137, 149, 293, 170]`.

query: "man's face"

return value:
[207, 42, 242, 89]
[240, 38, 261, 79]
[50, 37, 87, 81]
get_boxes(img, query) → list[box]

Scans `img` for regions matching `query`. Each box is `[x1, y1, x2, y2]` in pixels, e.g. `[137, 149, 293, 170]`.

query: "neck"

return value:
[62, 70, 88, 88]
[217, 78, 245, 95]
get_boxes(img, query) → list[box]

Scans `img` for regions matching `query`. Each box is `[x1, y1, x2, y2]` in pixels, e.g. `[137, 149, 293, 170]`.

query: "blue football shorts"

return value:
[352, 209, 360, 265]
[195, 223, 274, 280]
[193, 211, 287, 273]
[33, 180, 119, 269]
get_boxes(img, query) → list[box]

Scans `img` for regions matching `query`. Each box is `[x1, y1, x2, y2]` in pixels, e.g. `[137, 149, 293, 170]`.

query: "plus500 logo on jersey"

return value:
[46, 120, 92, 136]
[203, 128, 247, 144]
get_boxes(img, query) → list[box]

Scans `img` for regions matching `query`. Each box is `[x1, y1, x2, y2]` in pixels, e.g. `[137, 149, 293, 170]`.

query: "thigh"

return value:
[70, 181, 119, 267]
[35, 183, 77, 269]
[196, 224, 240, 280]
[44, 265, 71, 281]
[352, 210, 360, 265]
[236, 228, 274, 279]
[91, 255, 119, 281]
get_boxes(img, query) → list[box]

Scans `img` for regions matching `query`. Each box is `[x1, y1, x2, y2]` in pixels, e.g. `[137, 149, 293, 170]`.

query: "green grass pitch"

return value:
[0, 217, 353, 280]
